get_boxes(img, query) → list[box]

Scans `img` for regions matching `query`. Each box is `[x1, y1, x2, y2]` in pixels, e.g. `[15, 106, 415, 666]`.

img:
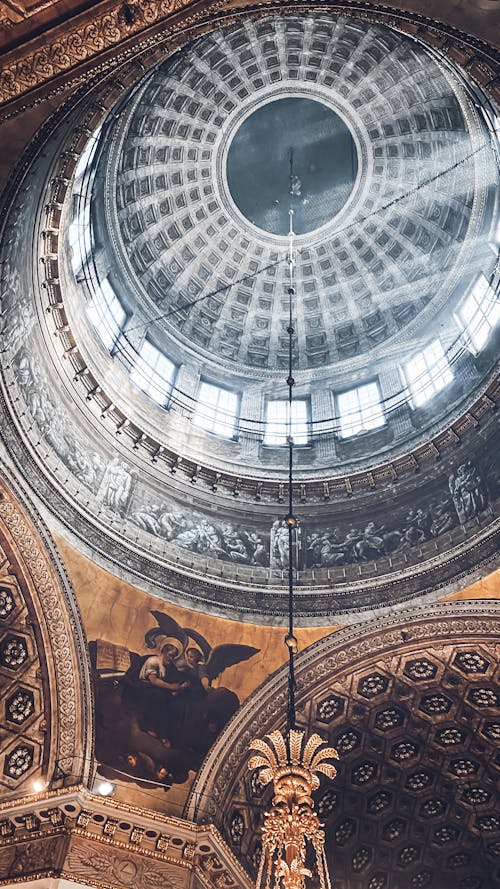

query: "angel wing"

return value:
[144, 627, 164, 650]
[128, 651, 143, 670]
[185, 627, 211, 661]
[145, 610, 186, 650]
[206, 644, 259, 682]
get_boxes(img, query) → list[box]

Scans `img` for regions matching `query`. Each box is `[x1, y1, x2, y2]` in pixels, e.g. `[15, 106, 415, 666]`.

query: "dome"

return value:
[62, 14, 500, 481]
[0, 11, 498, 622]
[0, 2, 499, 879]
[97, 16, 496, 379]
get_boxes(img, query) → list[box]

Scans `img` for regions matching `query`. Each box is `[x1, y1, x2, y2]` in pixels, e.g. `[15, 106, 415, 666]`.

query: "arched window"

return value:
[130, 340, 176, 406]
[403, 340, 453, 407]
[337, 382, 385, 438]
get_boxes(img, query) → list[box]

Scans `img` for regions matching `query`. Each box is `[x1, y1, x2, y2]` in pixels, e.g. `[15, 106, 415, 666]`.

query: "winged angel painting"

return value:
[90, 611, 259, 789]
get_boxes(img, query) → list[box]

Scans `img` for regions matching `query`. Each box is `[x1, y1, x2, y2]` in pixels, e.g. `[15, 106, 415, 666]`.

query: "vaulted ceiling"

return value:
[0, 1, 498, 887]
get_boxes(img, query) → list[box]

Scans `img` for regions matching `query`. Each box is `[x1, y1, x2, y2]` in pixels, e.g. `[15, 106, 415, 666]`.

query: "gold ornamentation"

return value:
[0, 2, 498, 114]
[248, 729, 338, 889]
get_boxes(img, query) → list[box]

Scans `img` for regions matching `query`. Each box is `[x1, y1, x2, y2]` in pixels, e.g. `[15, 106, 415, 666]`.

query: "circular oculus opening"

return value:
[226, 97, 358, 236]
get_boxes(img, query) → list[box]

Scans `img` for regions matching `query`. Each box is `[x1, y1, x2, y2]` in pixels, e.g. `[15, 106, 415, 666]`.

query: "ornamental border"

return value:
[0, 0, 499, 115]
[0, 463, 93, 789]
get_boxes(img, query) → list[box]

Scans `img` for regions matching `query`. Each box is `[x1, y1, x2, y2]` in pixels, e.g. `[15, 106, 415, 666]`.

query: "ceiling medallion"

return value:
[248, 205, 338, 889]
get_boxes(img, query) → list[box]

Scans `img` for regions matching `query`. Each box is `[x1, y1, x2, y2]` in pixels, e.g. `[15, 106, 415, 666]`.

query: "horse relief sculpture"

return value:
[306, 462, 489, 569]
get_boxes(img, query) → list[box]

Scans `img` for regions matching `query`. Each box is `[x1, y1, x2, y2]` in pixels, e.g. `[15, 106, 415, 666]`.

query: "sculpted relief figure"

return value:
[129, 504, 165, 536]
[0, 298, 35, 357]
[402, 507, 431, 545]
[271, 520, 290, 569]
[0, 264, 35, 357]
[307, 527, 353, 566]
[306, 487, 461, 569]
[429, 497, 455, 537]
[129, 501, 270, 566]
[99, 457, 135, 515]
[354, 523, 388, 560]
[176, 519, 223, 556]
[13, 349, 106, 491]
[306, 524, 400, 567]
[449, 461, 488, 524]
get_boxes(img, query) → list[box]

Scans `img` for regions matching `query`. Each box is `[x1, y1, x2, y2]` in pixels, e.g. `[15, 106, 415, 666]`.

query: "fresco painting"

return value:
[90, 610, 259, 789]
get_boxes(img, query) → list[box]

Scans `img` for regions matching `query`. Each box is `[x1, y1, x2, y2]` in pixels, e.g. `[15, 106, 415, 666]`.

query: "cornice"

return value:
[0, 0, 498, 115]
[0, 787, 253, 889]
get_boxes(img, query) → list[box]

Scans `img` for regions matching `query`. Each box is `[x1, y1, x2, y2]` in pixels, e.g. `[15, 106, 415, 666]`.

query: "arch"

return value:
[0, 463, 93, 797]
[187, 600, 499, 822]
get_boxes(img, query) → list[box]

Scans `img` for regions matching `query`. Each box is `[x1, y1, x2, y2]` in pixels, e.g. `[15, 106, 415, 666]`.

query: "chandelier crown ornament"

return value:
[248, 728, 338, 889]
[248, 156, 339, 889]
[248, 729, 339, 799]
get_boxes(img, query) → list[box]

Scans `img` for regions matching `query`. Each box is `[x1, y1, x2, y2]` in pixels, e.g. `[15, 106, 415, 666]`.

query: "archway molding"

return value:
[0, 463, 93, 798]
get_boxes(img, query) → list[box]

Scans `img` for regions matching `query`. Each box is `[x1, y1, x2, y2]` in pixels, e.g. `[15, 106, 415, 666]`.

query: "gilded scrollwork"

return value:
[0, 0, 499, 113]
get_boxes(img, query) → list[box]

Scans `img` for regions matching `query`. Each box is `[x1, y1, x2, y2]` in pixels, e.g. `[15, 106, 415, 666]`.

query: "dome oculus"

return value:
[225, 97, 358, 236]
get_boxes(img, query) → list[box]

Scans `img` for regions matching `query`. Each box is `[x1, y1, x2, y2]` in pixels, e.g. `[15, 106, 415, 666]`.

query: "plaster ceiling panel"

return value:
[0, 11, 498, 621]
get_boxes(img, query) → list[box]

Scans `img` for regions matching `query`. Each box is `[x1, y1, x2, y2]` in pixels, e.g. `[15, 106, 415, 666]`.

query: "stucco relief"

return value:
[0, 6, 498, 621]
[10, 324, 498, 574]
[0, 0, 499, 115]
[0, 470, 92, 790]
[11, 348, 108, 493]
[305, 460, 491, 568]
[3, 317, 498, 574]
[130, 503, 270, 566]
[66, 836, 187, 889]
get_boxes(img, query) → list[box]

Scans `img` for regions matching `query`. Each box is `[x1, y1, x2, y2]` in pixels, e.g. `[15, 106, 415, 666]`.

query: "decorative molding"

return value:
[0, 3, 498, 621]
[186, 600, 500, 822]
[0, 787, 253, 889]
[0, 465, 93, 792]
[0, 0, 178, 105]
[0, 0, 499, 114]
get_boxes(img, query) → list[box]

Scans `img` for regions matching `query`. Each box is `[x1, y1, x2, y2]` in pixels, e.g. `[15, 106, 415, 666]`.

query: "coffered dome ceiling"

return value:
[0, 10, 498, 622]
[104, 16, 496, 374]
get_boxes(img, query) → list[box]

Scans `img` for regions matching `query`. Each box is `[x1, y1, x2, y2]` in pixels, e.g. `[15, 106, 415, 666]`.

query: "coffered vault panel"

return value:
[0, 10, 498, 621]
[104, 15, 495, 374]
[0, 471, 92, 799]
[188, 603, 500, 889]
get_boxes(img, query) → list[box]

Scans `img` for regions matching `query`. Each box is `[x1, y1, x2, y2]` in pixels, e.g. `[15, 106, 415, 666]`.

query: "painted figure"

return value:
[92, 610, 259, 789]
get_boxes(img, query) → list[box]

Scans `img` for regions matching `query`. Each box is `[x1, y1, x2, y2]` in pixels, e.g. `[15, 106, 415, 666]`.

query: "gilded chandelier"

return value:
[248, 179, 339, 889]
[249, 729, 338, 889]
